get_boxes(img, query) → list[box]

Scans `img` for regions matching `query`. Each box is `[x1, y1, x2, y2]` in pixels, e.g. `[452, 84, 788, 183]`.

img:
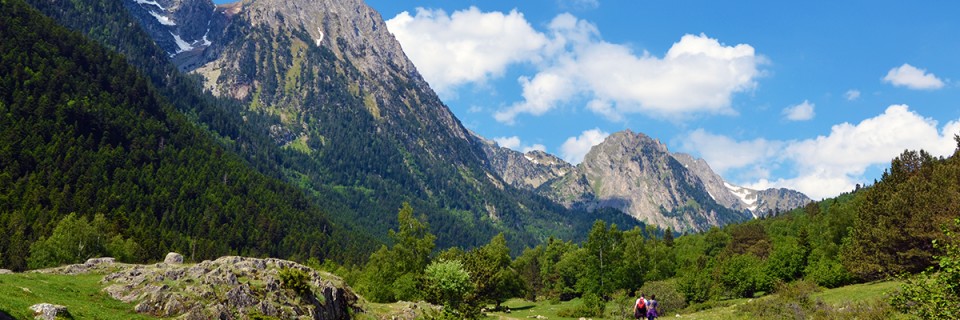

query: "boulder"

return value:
[85, 257, 115, 265]
[0, 269, 12, 274]
[29, 303, 69, 320]
[164, 252, 184, 264]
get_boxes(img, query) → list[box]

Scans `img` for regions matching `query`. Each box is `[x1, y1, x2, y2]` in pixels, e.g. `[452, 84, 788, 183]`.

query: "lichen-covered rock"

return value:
[164, 252, 184, 264]
[98, 256, 359, 319]
[29, 303, 69, 320]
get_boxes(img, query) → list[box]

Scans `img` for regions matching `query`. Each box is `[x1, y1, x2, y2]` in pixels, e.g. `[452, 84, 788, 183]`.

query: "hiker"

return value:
[646, 294, 659, 320]
[633, 293, 647, 319]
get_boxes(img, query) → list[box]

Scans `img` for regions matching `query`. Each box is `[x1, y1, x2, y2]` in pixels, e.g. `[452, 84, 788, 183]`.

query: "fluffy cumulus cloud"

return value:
[387, 9, 763, 123]
[499, 28, 763, 123]
[844, 89, 861, 101]
[385, 7, 547, 97]
[560, 128, 609, 164]
[681, 105, 960, 199]
[782, 100, 815, 121]
[883, 63, 945, 90]
[493, 136, 547, 153]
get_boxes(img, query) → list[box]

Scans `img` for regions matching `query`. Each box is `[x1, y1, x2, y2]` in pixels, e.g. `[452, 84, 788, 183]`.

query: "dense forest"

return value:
[340, 142, 960, 318]
[0, 0, 380, 270]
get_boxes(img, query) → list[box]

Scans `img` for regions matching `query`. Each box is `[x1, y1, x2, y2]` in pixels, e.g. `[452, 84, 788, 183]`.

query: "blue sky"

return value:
[216, 0, 960, 199]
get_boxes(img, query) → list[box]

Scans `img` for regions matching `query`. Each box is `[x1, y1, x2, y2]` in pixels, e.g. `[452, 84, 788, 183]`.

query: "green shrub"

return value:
[557, 293, 604, 317]
[279, 267, 312, 297]
[639, 279, 687, 316]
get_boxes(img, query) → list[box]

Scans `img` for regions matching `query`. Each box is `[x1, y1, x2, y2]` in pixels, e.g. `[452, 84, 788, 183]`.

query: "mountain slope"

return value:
[119, 0, 641, 249]
[671, 152, 811, 217]
[483, 130, 812, 232]
[0, 0, 366, 270]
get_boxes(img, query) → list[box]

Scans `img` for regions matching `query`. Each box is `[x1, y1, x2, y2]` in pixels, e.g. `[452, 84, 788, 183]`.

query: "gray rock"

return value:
[30, 303, 69, 320]
[225, 284, 257, 308]
[0, 269, 12, 274]
[164, 252, 184, 264]
[85, 257, 115, 266]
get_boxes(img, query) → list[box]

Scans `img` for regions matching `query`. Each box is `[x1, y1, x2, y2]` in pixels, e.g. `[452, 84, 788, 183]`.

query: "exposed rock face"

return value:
[477, 135, 573, 190]
[122, 0, 229, 70]
[100, 256, 359, 319]
[541, 130, 751, 232]
[485, 129, 812, 231]
[29, 303, 69, 320]
[671, 153, 812, 217]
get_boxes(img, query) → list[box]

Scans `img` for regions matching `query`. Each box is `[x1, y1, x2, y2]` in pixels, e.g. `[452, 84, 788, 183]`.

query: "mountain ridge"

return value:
[481, 130, 812, 231]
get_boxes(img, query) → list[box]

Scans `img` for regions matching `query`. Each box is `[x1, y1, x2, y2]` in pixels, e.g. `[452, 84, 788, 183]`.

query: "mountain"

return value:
[483, 130, 812, 232]
[116, 0, 646, 250]
[0, 0, 373, 271]
[671, 153, 811, 217]
[476, 135, 574, 190]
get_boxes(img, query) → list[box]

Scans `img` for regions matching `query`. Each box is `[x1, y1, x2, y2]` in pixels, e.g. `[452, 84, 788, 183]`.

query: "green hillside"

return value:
[0, 0, 369, 270]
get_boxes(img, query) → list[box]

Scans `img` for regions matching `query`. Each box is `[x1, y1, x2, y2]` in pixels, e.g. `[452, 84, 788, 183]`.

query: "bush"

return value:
[422, 260, 474, 318]
[639, 279, 687, 316]
[279, 267, 312, 297]
[557, 292, 605, 317]
[604, 290, 634, 320]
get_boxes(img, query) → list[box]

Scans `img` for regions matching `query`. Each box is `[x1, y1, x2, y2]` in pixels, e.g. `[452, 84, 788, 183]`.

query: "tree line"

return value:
[344, 140, 960, 318]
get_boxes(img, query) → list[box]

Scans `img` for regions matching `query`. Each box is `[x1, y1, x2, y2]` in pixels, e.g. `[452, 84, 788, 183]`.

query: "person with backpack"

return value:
[646, 294, 659, 320]
[633, 293, 647, 319]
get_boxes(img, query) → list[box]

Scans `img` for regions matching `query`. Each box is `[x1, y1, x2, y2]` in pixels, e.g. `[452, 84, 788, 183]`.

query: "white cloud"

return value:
[493, 136, 521, 149]
[844, 89, 861, 101]
[682, 105, 960, 199]
[560, 128, 609, 164]
[498, 29, 763, 123]
[782, 100, 815, 121]
[493, 136, 548, 153]
[385, 7, 548, 97]
[388, 9, 763, 123]
[883, 63, 945, 90]
[524, 144, 547, 153]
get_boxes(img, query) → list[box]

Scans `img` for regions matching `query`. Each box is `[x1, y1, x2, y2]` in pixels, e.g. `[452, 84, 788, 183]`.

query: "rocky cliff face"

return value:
[671, 153, 812, 217]
[540, 130, 751, 232]
[122, 0, 229, 70]
[488, 130, 812, 232]
[477, 135, 573, 190]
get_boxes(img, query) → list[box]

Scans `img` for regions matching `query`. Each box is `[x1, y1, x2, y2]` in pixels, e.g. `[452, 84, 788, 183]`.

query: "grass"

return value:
[484, 280, 906, 320]
[0, 272, 157, 319]
[812, 280, 902, 305]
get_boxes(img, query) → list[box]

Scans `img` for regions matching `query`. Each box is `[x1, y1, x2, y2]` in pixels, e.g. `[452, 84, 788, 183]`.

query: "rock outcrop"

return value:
[477, 135, 573, 190]
[33, 255, 360, 319]
[29, 303, 69, 320]
[102, 256, 359, 319]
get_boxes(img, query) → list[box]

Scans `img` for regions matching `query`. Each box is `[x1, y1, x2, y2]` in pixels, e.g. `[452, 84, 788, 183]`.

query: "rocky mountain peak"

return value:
[123, 0, 228, 70]
[233, 0, 417, 78]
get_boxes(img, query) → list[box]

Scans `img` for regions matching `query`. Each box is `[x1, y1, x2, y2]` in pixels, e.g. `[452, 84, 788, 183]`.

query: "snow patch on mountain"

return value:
[201, 29, 213, 46]
[134, 0, 165, 11]
[149, 11, 176, 26]
[315, 28, 325, 46]
[170, 32, 194, 54]
[724, 182, 758, 212]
